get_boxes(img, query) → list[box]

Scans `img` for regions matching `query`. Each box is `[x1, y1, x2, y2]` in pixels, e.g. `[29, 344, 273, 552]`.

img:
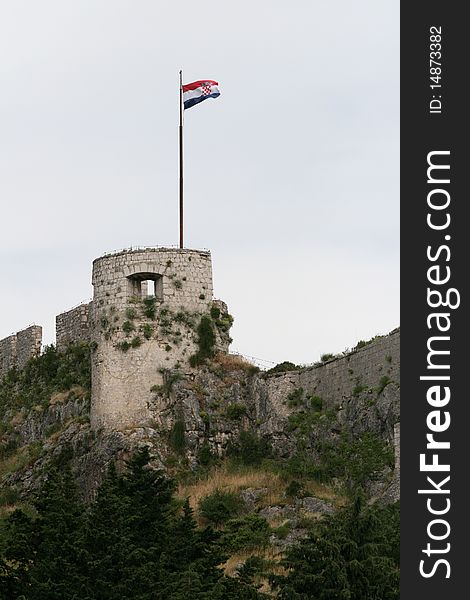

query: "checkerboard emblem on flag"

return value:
[182, 80, 221, 110]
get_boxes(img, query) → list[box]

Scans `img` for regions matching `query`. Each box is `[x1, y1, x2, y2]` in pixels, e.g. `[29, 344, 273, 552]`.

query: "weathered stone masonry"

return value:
[260, 329, 400, 417]
[0, 325, 42, 378]
[90, 248, 225, 430]
[56, 303, 92, 352]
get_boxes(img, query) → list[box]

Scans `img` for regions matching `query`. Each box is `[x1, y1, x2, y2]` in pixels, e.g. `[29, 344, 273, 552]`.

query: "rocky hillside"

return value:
[1, 334, 399, 584]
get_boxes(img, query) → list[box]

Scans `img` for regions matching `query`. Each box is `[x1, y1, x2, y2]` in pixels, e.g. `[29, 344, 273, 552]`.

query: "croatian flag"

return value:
[182, 80, 220, 110]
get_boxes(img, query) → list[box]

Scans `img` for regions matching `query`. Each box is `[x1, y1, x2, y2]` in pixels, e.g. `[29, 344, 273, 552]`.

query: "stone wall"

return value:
[0, 325, 42, 378]
[263, 329, 400, 415]
[56, 303, 92, 351]
[0, 335, 17, 377]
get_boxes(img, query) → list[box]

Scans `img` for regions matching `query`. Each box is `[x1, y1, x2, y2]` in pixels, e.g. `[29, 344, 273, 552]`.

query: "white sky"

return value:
[0, 0, 399, 367]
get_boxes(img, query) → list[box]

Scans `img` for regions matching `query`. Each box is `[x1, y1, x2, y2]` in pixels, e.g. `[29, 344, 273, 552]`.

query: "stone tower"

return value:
[90, 248, 230, 430]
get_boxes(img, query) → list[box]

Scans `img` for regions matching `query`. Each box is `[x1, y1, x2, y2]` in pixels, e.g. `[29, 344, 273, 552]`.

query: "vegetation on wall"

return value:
[265, 361, 300, 375]
[190, 315, 216, 367]
[169, 419, 186, 454]
[0, 343, 91, 416]
[228, 431, 271, 466]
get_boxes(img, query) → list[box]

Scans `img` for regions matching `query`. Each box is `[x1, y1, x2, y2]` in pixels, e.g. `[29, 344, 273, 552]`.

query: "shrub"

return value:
[174, 311, 195, 328]
[237, 556, 271, 581]
[197, 442, 216, 466]
[169, 419, 186, 453]
[210, 306, 221, 320]
[190, 315, 216, 366]
[309, 395, 323, 412]
[142, 323, 153, 340]
[116, 341, 131, 353]
[287, 388, 304, 408]
[377, 375, 392, 394]
[215, 313, 234, 332]
[352, 383, 368, 396]
[199, 489, 243, 525]
[122, 320, 135, 335]
[320, 353, 335, 362]
[272, 521, 292, 540]
[125, 307, 137, 320]
[266, 361, 300, 375]
[229, 430, 271, 466]
[151, 371, 182, 397]
[283, 452, 320, 480]
[287, 406, 328, 434]
[142, 296, 157, 319]
[314, 432, 394, 489]
[224, 403, 247, 420]
[131, 336, 142, 348]
[0, 486, 20, 506]
[285, 480, 305, 498]
[222, 514, 271, 551]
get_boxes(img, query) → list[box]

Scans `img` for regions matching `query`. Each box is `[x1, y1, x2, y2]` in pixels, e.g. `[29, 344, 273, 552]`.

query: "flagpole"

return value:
[179, 70, 184, 249]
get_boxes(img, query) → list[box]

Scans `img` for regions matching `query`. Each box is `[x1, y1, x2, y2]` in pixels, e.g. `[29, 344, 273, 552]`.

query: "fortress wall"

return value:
[298, 328, 400, 406]
[16, 326, 42, 369]
[56, 303, 92, 351]
[264, 329, 400, 416]
[0, 326, 43, 378]
[0, 335, 18, 378]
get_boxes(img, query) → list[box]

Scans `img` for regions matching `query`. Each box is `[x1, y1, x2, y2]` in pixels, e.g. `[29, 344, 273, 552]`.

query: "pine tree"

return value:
[80, 462, 132, 599]
[3, 464, 86, 600]
[272, 495, 400, 600]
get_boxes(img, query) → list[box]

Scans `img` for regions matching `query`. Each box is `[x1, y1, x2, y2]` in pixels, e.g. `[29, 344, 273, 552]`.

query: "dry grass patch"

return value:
[221, 546, 284, 577]
[177, 464, 285, 514]
[49, 385, 87, 405]
[213, 353, 257, 373]
[177, 462, 345, 516]
[301, 480, 346, 506]
[221, 547, 288, 596]
[10, 411, 24, 427]
[0, 443, 42, 479]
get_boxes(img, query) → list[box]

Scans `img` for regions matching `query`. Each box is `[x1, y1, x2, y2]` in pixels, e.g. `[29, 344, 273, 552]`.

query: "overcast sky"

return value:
[0, 0, 399, 367]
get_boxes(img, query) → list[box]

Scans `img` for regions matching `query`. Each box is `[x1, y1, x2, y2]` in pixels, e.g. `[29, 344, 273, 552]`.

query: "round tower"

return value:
[90, 247, 230, 430]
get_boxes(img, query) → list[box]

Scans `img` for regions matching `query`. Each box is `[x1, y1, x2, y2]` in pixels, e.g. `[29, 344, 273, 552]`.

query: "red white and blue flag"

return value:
[182, 80, 220, 110]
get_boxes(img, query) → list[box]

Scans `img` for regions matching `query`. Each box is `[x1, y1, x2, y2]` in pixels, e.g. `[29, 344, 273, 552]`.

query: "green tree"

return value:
[272, 495, 400, 600]
[2, 465, 86, 600]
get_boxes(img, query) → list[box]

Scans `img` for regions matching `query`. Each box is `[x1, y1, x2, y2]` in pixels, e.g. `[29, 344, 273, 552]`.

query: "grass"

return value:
[221, 547, 287, 596]
[177, 463, 285, 516]
[176, 460, 342, 520]
[0, 442, 43, 479]
[212, 353, 258, 373]
[49, 385, 87, 406]
[222, 546, 284, 576]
